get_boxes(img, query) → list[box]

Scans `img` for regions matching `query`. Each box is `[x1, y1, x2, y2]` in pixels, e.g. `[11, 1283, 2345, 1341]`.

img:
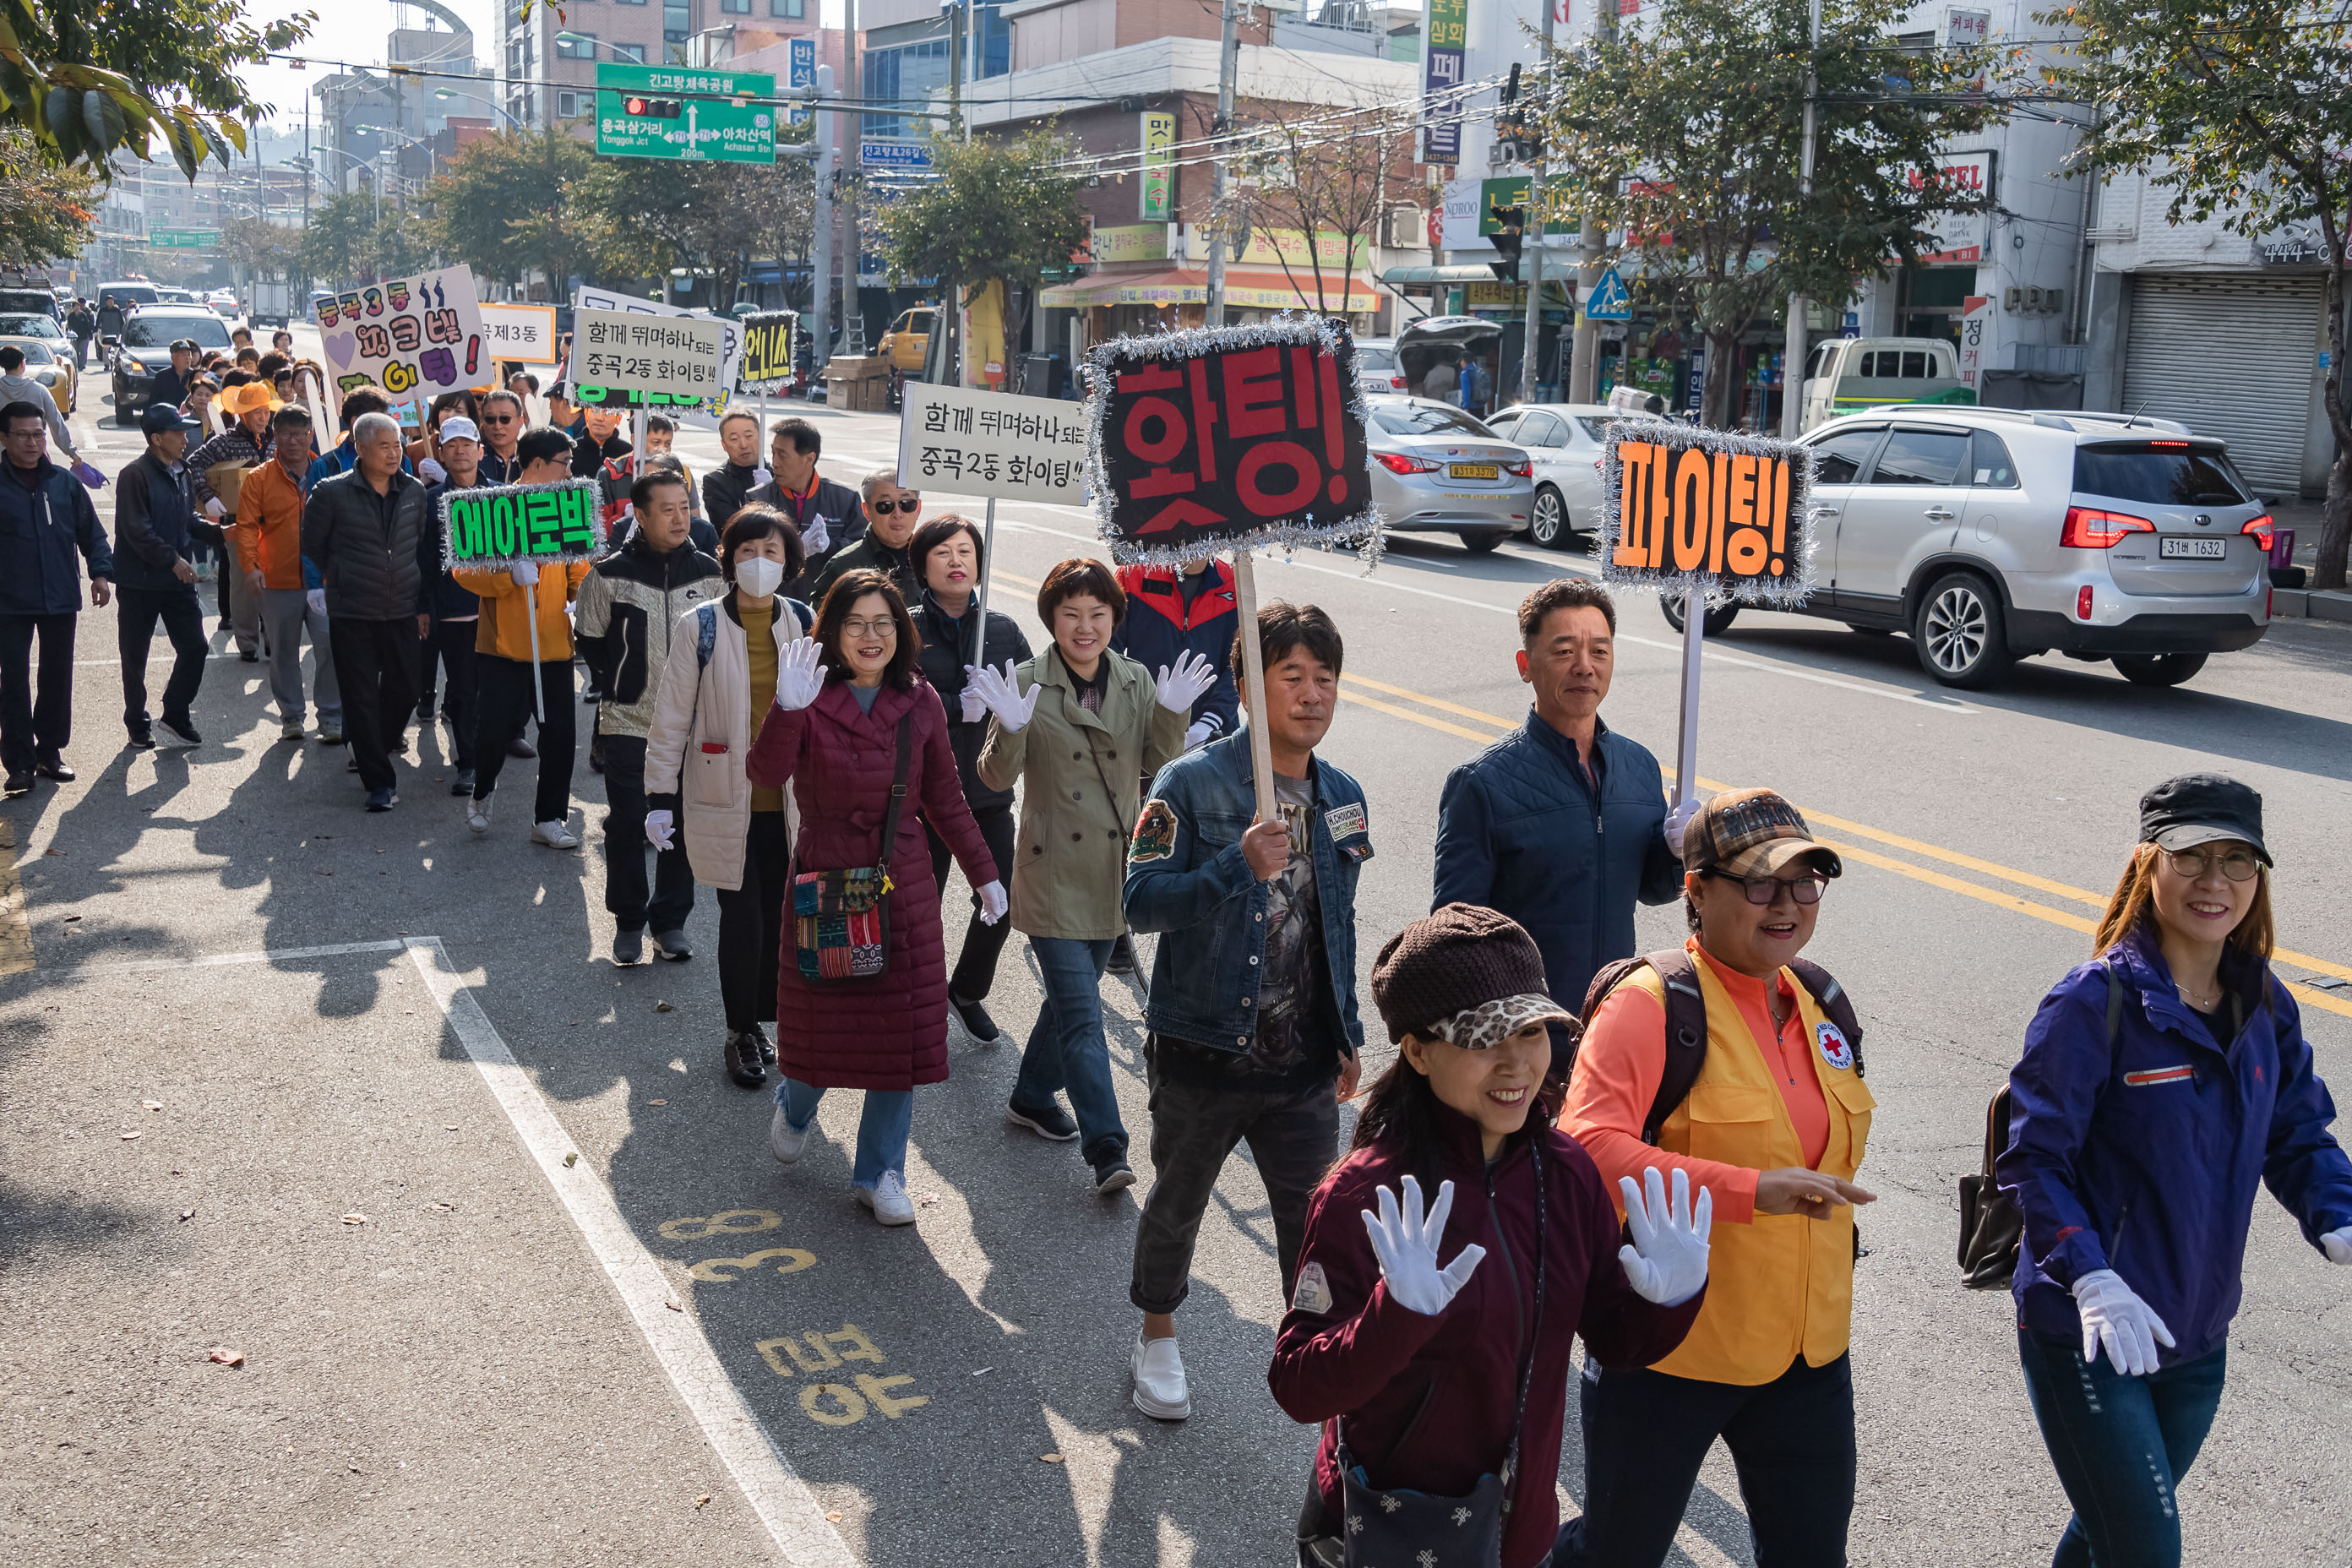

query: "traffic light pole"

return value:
[1517, 3, 1556, 405]
[1779, 0, 1822, 437]
[1204, 0, 1238, 329]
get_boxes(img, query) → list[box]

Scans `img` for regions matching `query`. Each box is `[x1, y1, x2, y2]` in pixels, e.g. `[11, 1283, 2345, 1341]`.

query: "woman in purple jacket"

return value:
[1269, 904, 1710, 1568]
[1998, 773, 2352, 1568]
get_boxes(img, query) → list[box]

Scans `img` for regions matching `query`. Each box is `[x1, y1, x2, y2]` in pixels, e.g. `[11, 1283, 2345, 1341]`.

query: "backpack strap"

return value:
[1643, 948, 1709, 1146]
[1787, 956, 1866, 1078]
[2103, 959, 2124, 1045]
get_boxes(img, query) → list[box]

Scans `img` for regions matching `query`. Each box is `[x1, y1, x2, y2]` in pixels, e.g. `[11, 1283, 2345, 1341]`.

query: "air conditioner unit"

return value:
[2040, 287, 2063, 316]
[2003, 286, 2022, 311]
[1385, 204, 1428, 248]
[2023, 286, 2044, 312]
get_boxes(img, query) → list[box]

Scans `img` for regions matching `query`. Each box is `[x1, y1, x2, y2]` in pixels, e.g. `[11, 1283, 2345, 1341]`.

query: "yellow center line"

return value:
[0, 819, 32, 975]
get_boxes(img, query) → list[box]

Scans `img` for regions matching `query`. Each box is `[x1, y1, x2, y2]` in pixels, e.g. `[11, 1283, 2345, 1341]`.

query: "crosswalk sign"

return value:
[1582, 266, 1633, 323]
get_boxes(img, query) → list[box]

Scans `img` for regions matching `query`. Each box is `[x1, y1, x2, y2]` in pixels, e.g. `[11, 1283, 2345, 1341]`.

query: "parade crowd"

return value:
[4, 356, 2349, 1568]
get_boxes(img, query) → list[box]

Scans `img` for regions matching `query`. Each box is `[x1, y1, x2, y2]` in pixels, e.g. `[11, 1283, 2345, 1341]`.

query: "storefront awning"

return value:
[1380, 264, 1518, 286]
[1040, 266, 1380, 313]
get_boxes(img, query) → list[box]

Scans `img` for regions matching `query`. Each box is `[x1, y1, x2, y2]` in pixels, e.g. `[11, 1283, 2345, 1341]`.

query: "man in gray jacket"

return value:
[301, 411, 431, 812]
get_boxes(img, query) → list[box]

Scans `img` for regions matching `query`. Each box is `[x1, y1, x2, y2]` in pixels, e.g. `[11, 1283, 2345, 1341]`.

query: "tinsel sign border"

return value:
[1598, 420, 1821, 607]
[1085, 313, 1385, 569]
[438, 478, 604, 573]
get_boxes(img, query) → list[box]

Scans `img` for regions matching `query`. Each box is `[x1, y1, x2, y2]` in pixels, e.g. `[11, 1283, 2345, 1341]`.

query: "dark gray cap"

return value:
[2139, 772, 2268, 865]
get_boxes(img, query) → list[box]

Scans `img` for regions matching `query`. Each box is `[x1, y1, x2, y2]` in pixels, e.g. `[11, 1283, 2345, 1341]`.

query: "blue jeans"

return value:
[774, 1076, 912, 1190]
[2016, 1329, 2228, 1568]
[1011, 935, 1127, 1163]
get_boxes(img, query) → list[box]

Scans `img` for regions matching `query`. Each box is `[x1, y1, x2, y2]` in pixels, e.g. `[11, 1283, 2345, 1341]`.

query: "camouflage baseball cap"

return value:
[1680, 787, 1843, 880]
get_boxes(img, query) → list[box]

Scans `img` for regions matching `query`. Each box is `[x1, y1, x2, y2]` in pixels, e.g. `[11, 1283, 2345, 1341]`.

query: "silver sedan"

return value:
[1364, 396, 1534, 554]
[1482, 402, 1617, 550]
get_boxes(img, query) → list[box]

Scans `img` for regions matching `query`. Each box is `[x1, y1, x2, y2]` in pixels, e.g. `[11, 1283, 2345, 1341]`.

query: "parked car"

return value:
[1673, 405, 2273, 689]
[207, 288, 240, 318]
[108, 307, 233, 425]
[1353, 337, 1408, 395]
[2, 335, 75, 413]
[156, 286, 199, 306]
[880, 305, 936, 406]
[0, 286, 61, 323]
[1482, 401, 1614, 548]
[1363, 395, 1533, 553]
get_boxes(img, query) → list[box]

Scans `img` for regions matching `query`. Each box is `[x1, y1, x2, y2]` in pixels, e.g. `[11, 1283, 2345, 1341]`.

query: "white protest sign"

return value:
[315, 265, 487, 401]
[569, 286, 743, 428]
[572, 308, 727, 406]
[895, 381, 1089, 506]
[480, 303, 559, 366]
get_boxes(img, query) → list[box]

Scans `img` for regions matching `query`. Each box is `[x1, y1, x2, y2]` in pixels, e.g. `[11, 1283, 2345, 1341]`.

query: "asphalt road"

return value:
[4, 343, 2349, 1567]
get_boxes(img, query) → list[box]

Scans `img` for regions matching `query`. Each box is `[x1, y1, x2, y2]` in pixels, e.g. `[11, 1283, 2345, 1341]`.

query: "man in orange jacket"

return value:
[452, 426, 591, 846]
[235, 404, 341, 744]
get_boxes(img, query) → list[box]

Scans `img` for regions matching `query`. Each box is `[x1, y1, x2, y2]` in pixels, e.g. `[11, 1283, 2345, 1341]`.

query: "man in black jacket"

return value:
[113, 403, 213, 749]
[747, 416, 862, 600]
[570, 402, 631, 478]
[302, 411, 432, 812]
[147, 339, 198, 415]
[805, 470, 921, 605]
[700, 409, 766, 527]
[0, 400, 112, 793]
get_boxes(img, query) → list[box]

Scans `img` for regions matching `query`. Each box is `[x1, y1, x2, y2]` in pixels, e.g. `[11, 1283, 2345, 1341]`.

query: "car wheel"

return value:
[1660, 590, 1740, 637]
[1458, 531, 1505, 555]
[1528, 485, 1571, 549]
[1913, 572, 2013, 688]
[2111, 651, 2208, 688]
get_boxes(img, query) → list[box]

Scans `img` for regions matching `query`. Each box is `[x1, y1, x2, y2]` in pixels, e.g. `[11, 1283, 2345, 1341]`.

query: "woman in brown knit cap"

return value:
[1268, 902, 1713, 1568]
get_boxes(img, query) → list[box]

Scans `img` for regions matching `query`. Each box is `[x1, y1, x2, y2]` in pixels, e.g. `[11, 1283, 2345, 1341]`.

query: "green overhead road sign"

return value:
[150, 229, 220, 249]
[595, 63, 776, 164]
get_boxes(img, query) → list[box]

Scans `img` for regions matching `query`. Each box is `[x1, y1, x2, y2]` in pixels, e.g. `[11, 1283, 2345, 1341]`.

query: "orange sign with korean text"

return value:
[1602, 424, 1816, 602]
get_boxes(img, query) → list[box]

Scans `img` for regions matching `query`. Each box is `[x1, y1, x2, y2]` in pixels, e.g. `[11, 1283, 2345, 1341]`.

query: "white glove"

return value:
[2322, 1226, 2352, 1265]
[959, 686, 988, 723]
[1183, 719, 1214, 752]
[644, 809, 675, 851]
[305, 588, 326, 618]
[1665, 798, 1701, 861]
[774, 635, 825, 711]
[966, 661, 1040, 733]
[204, 496, 226, 520]
[977, 879, 1008, 925]
[1616, 1166, 1712, 1308]
[1359, 1175, 1485, 1317]
[416, 456, 447, 485]
[509, 561, 540, 586]
[800, 513, 830, 556]
[1153, 650, 1217, 716]
[2072, 1268, 2176, 1376]
[750, 465, 771, 488]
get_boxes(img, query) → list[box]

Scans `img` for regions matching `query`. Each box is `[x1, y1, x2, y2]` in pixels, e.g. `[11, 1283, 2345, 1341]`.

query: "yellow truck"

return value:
[879, 305, 937, 406]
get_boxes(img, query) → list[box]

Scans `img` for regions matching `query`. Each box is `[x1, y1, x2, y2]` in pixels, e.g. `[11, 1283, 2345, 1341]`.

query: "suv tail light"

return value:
[1375, 451, 1442, 475]
[2061, 506, 2154, 547]
[2077, 585, 2094, 620]
[2241, 513, 2274, 552]
[1502, 458, 1532, 477]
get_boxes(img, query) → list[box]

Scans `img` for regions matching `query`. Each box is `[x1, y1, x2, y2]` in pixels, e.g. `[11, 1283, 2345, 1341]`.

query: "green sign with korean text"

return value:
[441, 480, 602, 571]
[594, 63, 776, 164]
[150, 229, 220, 248]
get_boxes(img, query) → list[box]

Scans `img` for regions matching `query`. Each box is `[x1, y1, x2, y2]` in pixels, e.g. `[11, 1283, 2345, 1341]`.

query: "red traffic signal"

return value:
[623, 96, 682, 118]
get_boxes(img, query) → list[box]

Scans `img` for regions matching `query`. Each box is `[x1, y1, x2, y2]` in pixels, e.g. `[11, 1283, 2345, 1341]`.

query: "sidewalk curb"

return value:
[2270, 587, 2352, 623]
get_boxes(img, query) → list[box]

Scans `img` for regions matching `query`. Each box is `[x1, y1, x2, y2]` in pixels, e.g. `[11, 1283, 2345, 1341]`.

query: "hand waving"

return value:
[1617, 1166, 1712, 1307]
[966, 662, 1040, 733]
[1154, 651, 1217, 716]
[774, 636, 826, 711]
[1359, 1175, 1485, 1317]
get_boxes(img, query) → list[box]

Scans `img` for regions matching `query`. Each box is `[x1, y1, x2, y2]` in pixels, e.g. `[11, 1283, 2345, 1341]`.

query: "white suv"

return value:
[1672, 406, 2274, 689]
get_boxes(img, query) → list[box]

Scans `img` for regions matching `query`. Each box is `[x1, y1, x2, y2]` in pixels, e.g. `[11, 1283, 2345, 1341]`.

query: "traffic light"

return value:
[1488, 201, 1525, 285]
[623, 96, 682, 119]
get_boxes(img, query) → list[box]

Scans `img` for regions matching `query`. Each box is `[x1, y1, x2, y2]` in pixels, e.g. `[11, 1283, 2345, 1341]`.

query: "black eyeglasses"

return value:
[868, 498, 921, 515]
[479, 412, 516, 424]
[1702, 868, 1828, 906]
[2162, 846, 2262, 883]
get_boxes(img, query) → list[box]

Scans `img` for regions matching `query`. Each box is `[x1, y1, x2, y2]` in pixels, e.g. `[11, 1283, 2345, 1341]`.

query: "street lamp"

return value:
[354, 122, 440, 196]
[433, 87, 527, 132]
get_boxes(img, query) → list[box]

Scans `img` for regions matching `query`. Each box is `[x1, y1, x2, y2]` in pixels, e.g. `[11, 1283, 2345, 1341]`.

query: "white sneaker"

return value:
[531, 819, 580, 849]
[768, 1104, 808, 1165]
[1131, 1332, 1191, 1421]
[856, 1170, 917, 1226]
[466, 798, 493, 835]
[280, 721, 304, 741]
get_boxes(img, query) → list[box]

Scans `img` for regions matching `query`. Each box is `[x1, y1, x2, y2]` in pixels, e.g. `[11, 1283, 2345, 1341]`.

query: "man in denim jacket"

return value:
[1121, 600, 1369, 1424]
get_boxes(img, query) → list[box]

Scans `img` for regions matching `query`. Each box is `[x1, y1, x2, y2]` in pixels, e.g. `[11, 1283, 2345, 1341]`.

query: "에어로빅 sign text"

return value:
[442, 479, 603, 571]
[572, 308, 727, 405]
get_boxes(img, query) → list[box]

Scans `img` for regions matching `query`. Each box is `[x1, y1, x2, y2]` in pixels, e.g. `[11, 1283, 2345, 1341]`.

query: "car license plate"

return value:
[2159, 537, 2227, 559]
[1448, 462, 1500, 481]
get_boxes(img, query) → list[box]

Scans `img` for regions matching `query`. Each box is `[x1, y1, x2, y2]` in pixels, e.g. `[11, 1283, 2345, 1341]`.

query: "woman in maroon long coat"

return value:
[745, 569, 1007, 1226]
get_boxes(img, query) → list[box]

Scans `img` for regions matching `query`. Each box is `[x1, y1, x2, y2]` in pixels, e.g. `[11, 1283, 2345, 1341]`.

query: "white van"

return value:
[1798, 336, 1974, 431]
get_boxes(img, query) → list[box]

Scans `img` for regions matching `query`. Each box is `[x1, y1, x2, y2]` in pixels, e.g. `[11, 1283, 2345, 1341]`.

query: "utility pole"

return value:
[1204, 0, 1239, 329]
[1780, 0, 1822, 438]
[811, 63, 836, 380]
[1517, 0, 1557, 404]
[842, 0, 863, 359]
[1567, 0, 1613, 404]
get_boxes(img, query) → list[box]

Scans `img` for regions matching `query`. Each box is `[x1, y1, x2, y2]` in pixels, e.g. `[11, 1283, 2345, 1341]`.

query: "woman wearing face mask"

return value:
[644, 507, 817, 1090]
[1998, 774, 2352, 1568]
[907, 514, 1031, 1045]
[1274, 904, 1710, 1568]
[743, 569, 1008, 1227]
[969, 558, 1209, 1196]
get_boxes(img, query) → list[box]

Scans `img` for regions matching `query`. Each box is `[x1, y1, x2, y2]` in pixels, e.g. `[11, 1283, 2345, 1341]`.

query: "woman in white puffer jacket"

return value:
[645, 505, 815, 1091]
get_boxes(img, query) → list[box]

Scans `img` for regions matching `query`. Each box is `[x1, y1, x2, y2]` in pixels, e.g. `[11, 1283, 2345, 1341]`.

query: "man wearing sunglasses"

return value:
[474, 390, 527, 485]
[1554, 786, 1878, 1568]
[806, 470, 923, 607]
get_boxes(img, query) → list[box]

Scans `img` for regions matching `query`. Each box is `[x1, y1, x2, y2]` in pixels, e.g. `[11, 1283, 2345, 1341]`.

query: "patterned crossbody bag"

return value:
[792, 711, 912, 982]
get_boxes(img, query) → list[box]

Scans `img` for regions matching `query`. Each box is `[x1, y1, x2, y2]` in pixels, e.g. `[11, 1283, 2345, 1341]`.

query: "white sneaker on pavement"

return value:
[531, 819, 580, 849]
[1131, 1332, 1191, 1421]
[466, 798, 493, 835]
[769, 1104, 808, 1165]
[856, 1170, 917, 1226]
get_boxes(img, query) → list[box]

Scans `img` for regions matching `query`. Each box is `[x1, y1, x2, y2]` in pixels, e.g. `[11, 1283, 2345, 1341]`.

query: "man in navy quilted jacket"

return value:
[1432, 578, 1689, 1014]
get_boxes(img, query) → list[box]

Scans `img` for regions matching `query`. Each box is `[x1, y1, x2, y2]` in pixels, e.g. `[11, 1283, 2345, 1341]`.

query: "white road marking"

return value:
[81, 937, 411, 973]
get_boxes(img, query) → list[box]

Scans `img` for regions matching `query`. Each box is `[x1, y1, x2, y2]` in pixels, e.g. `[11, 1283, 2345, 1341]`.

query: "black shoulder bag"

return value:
[1335, 1139, 1545, 1568]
